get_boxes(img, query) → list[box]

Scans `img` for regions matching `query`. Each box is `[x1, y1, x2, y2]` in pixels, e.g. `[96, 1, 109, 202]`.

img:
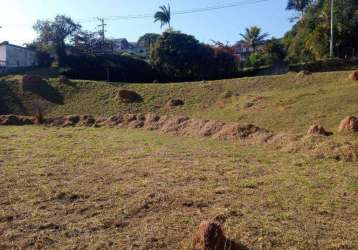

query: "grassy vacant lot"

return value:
[1, 69, 358, 134]
[1, 126, 357, 249]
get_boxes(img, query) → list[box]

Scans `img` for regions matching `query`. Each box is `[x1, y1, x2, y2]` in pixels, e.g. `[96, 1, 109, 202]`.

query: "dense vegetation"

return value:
[150, 31, 238, 81]
[284, 0, 358, 62]
[61, 54, 159, 83]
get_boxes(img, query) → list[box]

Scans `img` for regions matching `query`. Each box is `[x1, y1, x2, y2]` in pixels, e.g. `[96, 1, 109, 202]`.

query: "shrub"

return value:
[62, 54, 160, 83]
[289, 58, 358, 72]
[116, 90, 142, 103]
[214, 50, 238, 79]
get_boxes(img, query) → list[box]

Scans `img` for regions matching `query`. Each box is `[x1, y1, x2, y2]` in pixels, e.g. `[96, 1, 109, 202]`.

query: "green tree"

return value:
[262, 38, 287, 65]
[33, 15, 81, 66]
[240, 26, 269, 52]
[150, 32, 238, 80]
[154, 4, 171, 29]
[150, 31, 215, 80]
[286, 0, 313, 17]
[284, 0, 358, 61]
[137, 33, 161, 51]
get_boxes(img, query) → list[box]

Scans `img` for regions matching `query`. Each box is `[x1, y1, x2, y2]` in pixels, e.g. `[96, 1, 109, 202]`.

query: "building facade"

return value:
[232, 41, 266, 63]
[111, 39, 147, 57]
[0, 41, 37, 68]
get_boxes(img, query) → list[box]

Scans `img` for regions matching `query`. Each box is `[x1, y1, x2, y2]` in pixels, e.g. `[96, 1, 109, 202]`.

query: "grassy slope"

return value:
[1, 69, 358, 249]
[0, 126, 357, 249]
[1, 69, 358, 133]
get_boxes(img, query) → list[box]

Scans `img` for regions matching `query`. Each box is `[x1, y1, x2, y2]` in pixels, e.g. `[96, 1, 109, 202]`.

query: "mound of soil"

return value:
[348, 71, 358, 81]
[116, 90, 142, 103]
[166, 99, 184, 107]
[307, 125, 332, 136]
[0, 115, 36, 125]
[338, 116, 358, 133]
[193, 220, 226, 250]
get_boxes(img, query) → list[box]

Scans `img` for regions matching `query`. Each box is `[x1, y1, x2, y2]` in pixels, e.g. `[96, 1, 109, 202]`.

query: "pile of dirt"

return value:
[0, 115, 36, 125]
[166, 99, 184, 107]
[307, 125, 332, 136]
[116, 90, 142, 103]
[348, 71, 358, 81]
[338, 116, 358, 133]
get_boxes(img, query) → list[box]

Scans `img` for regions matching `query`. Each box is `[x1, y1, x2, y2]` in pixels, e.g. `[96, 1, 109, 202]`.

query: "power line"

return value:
[77, 0, 270, 23]
[0, 0, 270, 28]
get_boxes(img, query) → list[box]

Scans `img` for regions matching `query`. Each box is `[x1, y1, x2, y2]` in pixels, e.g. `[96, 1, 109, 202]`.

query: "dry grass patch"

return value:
[0, 126, 357, 249]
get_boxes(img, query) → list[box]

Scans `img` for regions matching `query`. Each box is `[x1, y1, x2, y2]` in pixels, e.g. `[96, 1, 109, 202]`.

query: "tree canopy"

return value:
[33, 15, 81, 65]
[284, 0, 358, 62]
[286, 0, 313, 17]
[240, 26, 269, 52]
[150, 31, 238, 80]
[137, 33, 161, 51]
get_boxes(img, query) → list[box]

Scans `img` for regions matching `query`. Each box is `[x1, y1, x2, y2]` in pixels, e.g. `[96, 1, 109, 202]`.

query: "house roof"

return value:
[0, 41, 35, 52]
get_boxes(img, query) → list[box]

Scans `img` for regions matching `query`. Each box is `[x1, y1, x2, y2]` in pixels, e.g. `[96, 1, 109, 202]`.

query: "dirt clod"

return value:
[307, 125, 332, 136]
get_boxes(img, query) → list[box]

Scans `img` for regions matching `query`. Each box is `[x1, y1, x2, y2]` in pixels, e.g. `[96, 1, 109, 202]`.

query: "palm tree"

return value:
[154, 4, 171, 29]
[240, 26, 269, 52]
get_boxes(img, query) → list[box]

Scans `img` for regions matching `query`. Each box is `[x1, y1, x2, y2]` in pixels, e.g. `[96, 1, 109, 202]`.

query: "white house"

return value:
[0, 41, 37, 68]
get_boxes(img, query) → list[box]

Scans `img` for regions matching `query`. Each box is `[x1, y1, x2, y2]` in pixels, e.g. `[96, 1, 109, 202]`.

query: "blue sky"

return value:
[0, 0, 294, 45]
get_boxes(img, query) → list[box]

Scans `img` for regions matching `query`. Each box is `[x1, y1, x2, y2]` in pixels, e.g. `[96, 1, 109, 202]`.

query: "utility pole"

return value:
[97, 18, 106, 42]
[330, 0, 334, 58]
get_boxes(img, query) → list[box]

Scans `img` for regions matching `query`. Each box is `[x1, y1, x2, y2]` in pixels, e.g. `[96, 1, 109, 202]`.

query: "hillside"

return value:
[1, 69, 358, 249]
[1, 69, 358, 134]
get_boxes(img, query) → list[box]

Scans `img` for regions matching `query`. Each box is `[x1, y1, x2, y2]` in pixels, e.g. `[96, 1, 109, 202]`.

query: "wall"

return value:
[5, 45, 37, 68]
[0, 46, 6, 66]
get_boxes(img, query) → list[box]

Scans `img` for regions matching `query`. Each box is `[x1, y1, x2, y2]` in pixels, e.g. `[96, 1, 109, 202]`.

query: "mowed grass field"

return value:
[1, 126, 357, 249]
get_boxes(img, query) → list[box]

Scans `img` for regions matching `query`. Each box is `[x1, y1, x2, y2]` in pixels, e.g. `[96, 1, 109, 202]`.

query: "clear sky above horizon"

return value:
[0, 0, 294, 46]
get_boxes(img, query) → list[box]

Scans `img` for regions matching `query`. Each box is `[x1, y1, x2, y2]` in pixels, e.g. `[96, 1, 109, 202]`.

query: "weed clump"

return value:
[338, 116, 358, 133]
[348, 71, 358, 81]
